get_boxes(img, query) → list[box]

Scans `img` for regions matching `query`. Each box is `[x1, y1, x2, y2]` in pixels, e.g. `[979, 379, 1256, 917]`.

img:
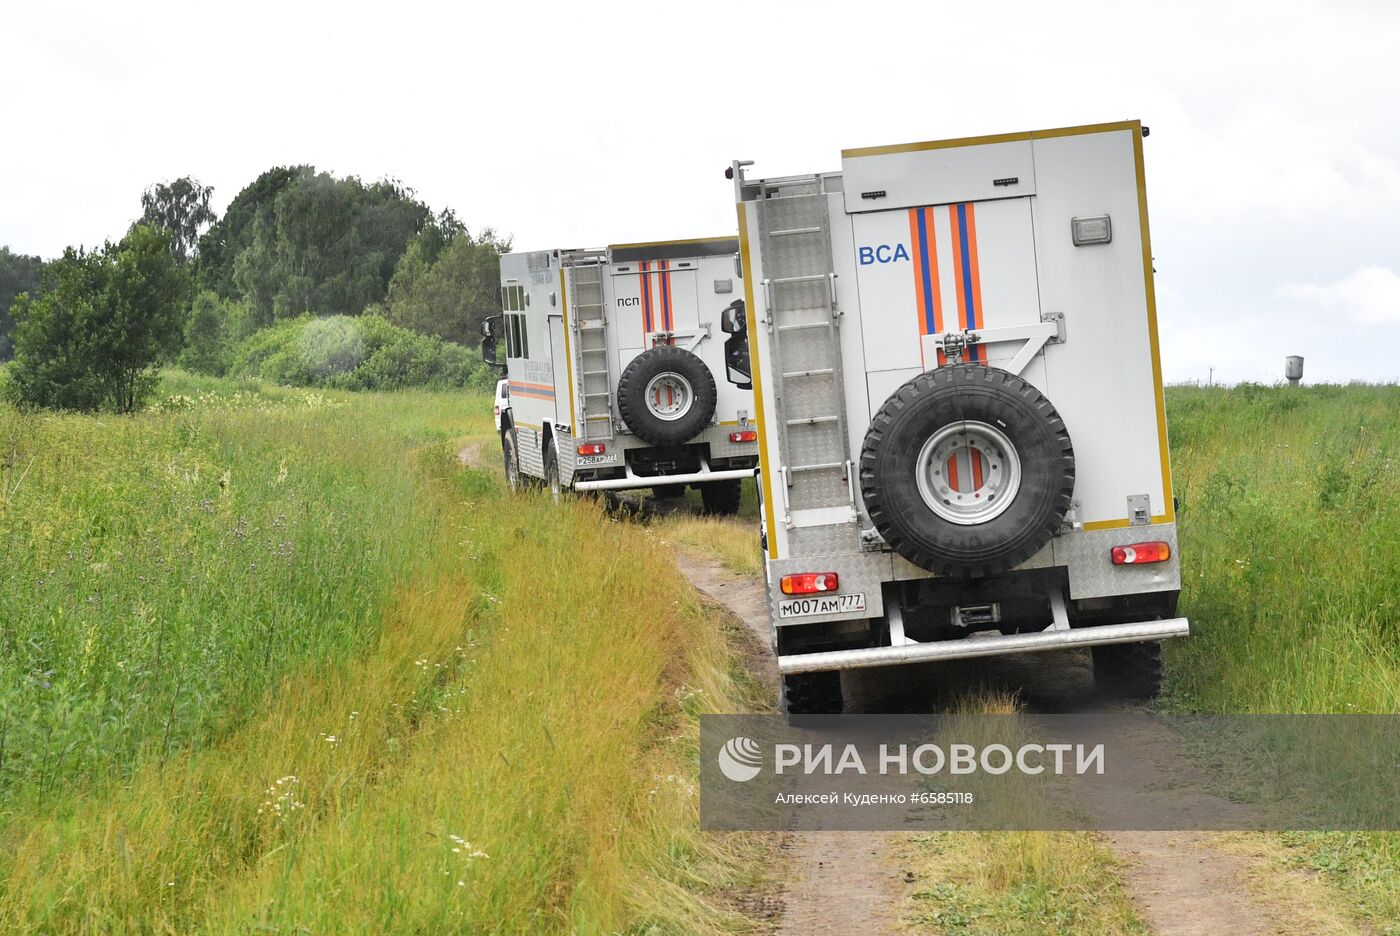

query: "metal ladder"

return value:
[568, 260, 614, 442]
[757, 181, 857, 529]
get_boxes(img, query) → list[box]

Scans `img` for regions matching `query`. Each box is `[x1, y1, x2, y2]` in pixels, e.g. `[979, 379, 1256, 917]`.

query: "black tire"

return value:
[699, 479, 742, 516]
[616, 346, 717, 446]
[502, 429, 522, 493]
[781, 671, 843, 715]
[860, 365, 1074, 577]
[1092, 641, 1163, 699]
[543, 439, 562, 503]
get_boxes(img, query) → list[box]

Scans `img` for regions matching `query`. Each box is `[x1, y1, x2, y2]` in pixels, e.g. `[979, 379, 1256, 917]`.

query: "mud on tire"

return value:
[780, 671, 843, 715]
[859, 365, 1074, 577]
[699, 479, 742, 516]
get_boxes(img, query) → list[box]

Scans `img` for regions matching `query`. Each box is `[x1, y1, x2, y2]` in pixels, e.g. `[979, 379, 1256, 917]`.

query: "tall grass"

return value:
[1164, 383, 1399, 713]
[1163, 383, 1400, 931]
[0, 374, 768, 933]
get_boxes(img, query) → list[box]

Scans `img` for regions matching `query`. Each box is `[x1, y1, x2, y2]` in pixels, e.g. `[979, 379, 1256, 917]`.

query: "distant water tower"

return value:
[1285, 355, 1304, 386]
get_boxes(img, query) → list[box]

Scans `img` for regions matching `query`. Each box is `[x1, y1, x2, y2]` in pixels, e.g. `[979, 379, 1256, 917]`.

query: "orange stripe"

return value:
[509, 380, 555, 392]
[949, 206, 967, 341]
[964, 202, 985, 365]
[946, 453, 960, 492]
[661, 259, 673, 330]
[971, 448, 984, 489]
[908, 209, 928, 367]
[928, 209, 946, 365]
[909, 207, 947, 367]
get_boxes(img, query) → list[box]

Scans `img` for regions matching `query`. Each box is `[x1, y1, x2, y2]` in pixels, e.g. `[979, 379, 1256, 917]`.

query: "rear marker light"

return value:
[781, 572, 839, 595]
[577, 443, 607, 456]
[729, 430, 758, 443]
[1111, 541, 1171, 565]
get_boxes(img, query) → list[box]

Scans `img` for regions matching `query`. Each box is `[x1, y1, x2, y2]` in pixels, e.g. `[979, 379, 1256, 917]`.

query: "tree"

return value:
[137, 177, 216, 265]
[7, 226, 189, 412]
[0, 246, 44, 360]
[177, 290, 248, 376]
[232, 171, 432, 322]
[383, 229, 511, 346]
[195, 166, 309, 298]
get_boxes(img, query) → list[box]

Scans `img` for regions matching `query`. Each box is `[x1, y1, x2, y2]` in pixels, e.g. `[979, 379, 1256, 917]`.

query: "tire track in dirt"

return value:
[676, 551, 908, 936]
[459, 444, 1351, 935]
[674, 548, 1358, 936]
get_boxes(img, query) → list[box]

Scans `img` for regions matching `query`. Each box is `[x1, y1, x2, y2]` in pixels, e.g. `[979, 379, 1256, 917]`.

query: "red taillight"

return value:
[1111, 541, 1171, 565]
[729, 430, 758, 443]
[577, 443, 607, 456]
[780, 572, 839, 595]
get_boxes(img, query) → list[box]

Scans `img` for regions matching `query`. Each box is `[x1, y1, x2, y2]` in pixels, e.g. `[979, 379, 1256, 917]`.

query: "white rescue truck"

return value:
[483, 238, 760, 513]
[729, 120, 1190, 713]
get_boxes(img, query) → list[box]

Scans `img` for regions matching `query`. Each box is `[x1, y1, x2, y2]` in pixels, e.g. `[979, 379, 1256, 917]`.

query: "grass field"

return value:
[0, 373, 770, 933]
[3, 376, 1396, 933]
[1165, 383, 1400, 932]
[652, 382, 1400, 934]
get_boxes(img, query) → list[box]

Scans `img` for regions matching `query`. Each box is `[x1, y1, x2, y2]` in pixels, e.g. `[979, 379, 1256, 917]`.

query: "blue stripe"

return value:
[956, 203, 980, 362]
[661, 260, 671, 330]
[916, 209, 934, 334]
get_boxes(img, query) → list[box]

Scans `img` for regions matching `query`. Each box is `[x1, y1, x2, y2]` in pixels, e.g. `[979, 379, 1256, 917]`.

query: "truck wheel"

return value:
[617, 346, 717, 446]
[780, 671, 843, 715]
[1092, 641, 1163, 699]
[543, 439, 562, 504]
[700, 479, 742, 516]
[502, 429, 522, 493]
[860, 365, 1074, 577]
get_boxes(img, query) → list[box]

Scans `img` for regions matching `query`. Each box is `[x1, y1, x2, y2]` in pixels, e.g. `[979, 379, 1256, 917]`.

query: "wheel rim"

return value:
[914, 420, 1022, 525]
[643, 372, 694, 421]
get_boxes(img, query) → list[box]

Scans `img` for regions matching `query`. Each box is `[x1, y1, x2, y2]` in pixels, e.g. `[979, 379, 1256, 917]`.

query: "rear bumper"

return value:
[573, 459, 754, 492]
[777, 617, 1190, 674]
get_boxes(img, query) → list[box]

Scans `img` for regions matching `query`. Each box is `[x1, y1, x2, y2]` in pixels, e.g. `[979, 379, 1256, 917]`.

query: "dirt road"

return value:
[458, 445, 1349, 935]
[674, 548, 1353, 936]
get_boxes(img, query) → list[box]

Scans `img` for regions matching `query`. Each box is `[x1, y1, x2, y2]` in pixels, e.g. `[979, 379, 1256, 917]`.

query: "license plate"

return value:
[576, 454, 613, 466]
[778, 593, 867, 619]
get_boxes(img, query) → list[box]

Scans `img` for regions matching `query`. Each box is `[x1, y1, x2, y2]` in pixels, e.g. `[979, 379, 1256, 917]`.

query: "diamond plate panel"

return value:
[768, 548, 893, 627]
[1055, 524, 1182, 599]
[556, 426, 578, 486]
[703, 424, 762, 461]
[788, 521, 863, 558]
[516, 426, 544, 478]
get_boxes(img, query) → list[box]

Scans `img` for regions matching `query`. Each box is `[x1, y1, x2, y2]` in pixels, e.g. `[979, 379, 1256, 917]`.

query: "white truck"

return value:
[482, 238, 760, 513]
[727, 120, 1189, 712]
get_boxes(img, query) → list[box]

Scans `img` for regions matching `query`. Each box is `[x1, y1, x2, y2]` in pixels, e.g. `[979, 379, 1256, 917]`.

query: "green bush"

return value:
[177, 290, 252, 376]
[229, 313, 495, 391]
[7, 226, 189, 412]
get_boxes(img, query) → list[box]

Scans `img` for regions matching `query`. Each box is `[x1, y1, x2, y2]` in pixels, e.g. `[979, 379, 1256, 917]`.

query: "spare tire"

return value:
[617, 346, 717, 446]
[860, 365, 1074, 577]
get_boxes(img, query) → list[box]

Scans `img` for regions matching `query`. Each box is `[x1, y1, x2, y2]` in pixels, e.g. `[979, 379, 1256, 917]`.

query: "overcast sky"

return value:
[4, 0, 1398, 384]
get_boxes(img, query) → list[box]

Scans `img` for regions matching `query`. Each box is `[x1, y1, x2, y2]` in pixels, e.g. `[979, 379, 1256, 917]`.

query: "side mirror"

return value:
[720, 299, 747, 335]
[720, 300, 752, 389]
[481, 315, 502, 367]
